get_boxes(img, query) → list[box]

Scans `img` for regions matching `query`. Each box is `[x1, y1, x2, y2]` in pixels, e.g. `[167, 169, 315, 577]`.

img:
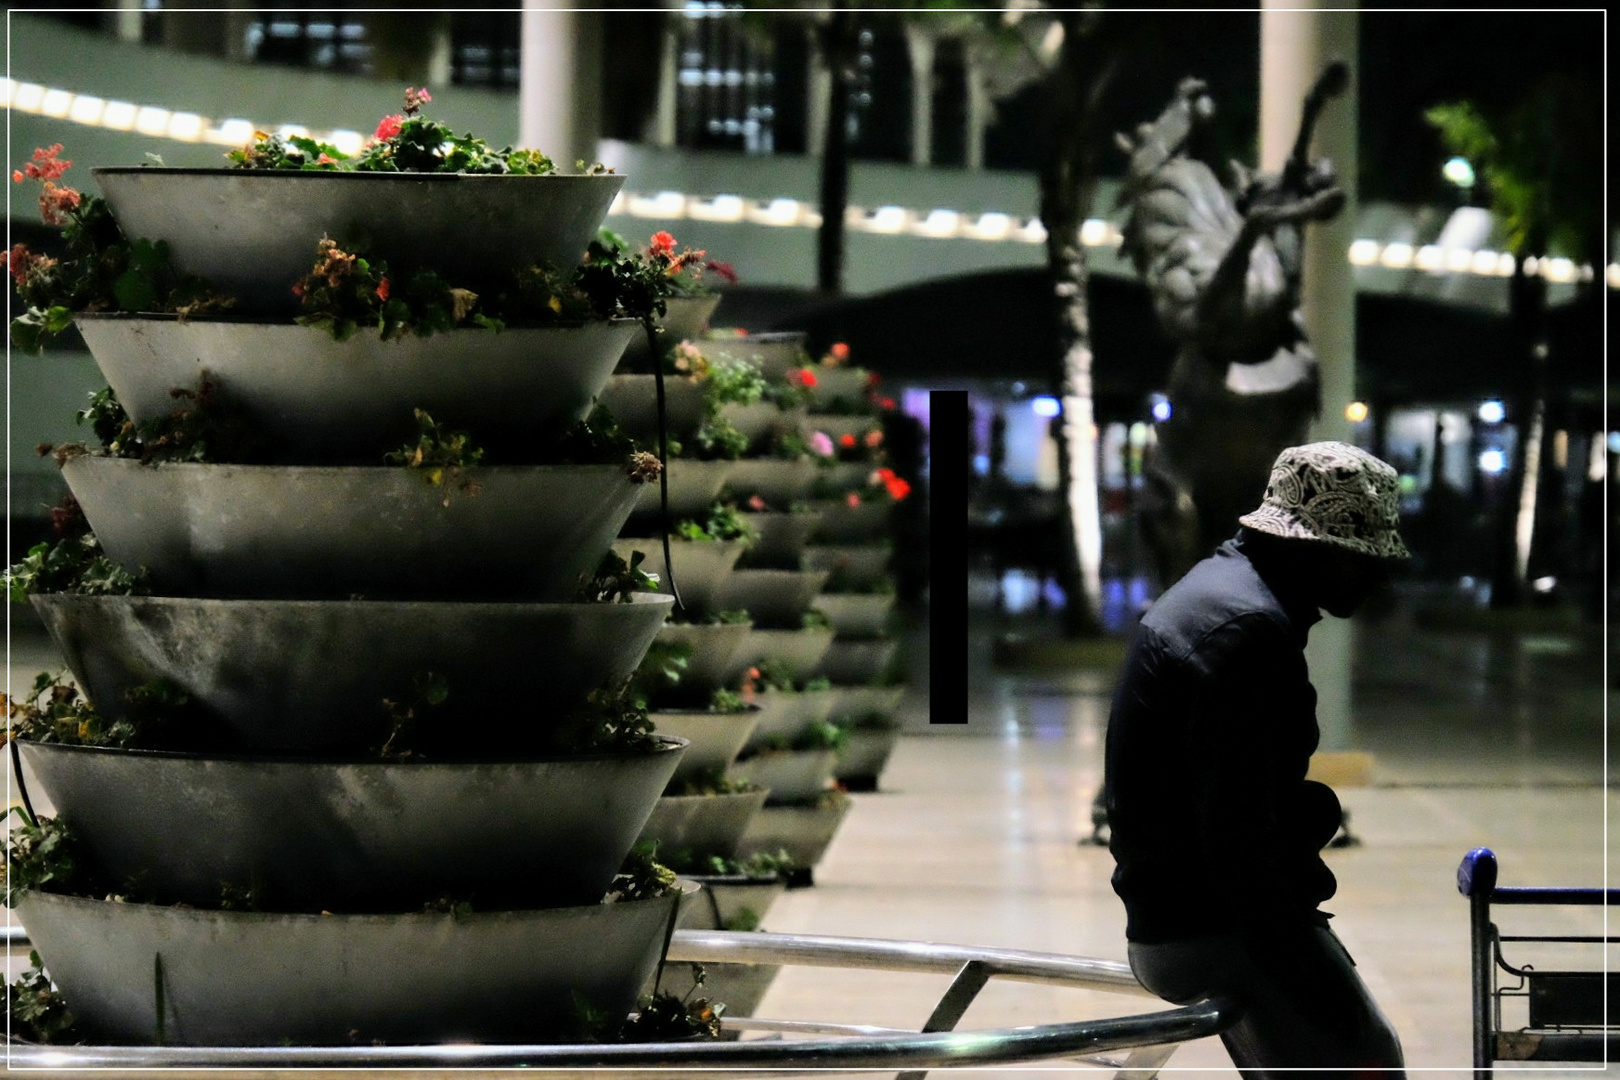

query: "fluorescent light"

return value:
[1031, 396, 1060, 418]
[864, 206, 910, 234]
[915, 209, 959, 237]
[748, 198, 802, 227]
[102, 101, 138, 130]
[0, 78, 15, 108]
[167, 112, 204, 141]
[1415, 245, 1444, 272]
[1348, 239, 1379, 266]
[626, 190, 686, 218]
[969, 212, 1012, 240]
[1470, 250, 1500, 276]
[135, 106, 172, 136]
[687, 194, 745, 222]
[275, 124, 310, 139]
[1445, 247, 1475, 273]
[216, 118, 255, 143]
[328, 129, 365, 156]
[1542, 257, 1576, 283]
[1378, 243, 1413, 269]
[68, 94, 105, 125]
[41, 89, 74, 117]
[1477, 400, 1505, 424]
[1478, 448, 1507, 474]
[1079, 218, 1109, 246]
[12, 82, 44, 111]
[1016, 219, 1047, 244]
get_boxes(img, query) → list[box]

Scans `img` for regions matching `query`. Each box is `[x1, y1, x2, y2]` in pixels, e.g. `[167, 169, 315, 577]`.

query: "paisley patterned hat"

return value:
[1239, 441, 1411, 560]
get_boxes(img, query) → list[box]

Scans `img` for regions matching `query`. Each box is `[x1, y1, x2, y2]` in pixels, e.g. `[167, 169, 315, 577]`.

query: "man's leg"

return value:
[1129, 923, 1404, 1078]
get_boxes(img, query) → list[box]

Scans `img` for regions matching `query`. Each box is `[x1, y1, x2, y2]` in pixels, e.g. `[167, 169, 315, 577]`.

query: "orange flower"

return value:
[37, 182, 80, 226]
[16, 144, 71, 183]
[649, 231, 677, 257]
[376, 278, 391, 302]
[865, 429, 884, 449]
[831, 342, 850, 361]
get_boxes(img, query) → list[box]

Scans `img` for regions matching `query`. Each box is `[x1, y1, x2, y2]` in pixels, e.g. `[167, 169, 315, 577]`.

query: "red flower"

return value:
[16, 144, 71, 184]
[37, 182, 80, 226]
[839, 433, 857, 449]
[879, 396, 897, 411]
[789, 367, 818, 389]
[374, 114, 404, 141]
[376, 278, 391, 302]
[831, 342, 850, 361]
[885, 476, 911, 501]
[747, 494, 767, 511]
[846, 492, 862, 507]
[866, 372, 881, 388]
[704, 259, 739, 284]
[876, 467, 896, 483]
[649, 231, 677, 257]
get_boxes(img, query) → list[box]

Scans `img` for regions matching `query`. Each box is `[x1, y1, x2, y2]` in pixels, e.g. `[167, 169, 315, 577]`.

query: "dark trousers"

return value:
[1128, 922, 1405, 1078]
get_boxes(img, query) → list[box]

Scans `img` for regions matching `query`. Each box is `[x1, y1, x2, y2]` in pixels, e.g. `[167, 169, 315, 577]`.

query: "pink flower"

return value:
[316, 153, 340, 166]
[809, 431, 834, 457]
[374, 114, 404, 141]
[17, 144, 71, 183]
[704, 259, 739, 284]
[37, 182, 80, 226]
[864, 429, 884, 449]
[846, 492, 861, 508]
[404, 87, 432, 114]
[747, 494, 767, 511]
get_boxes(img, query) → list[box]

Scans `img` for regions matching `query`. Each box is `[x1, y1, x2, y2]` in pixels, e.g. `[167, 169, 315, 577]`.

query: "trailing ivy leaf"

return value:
[111, 267, 159, 312]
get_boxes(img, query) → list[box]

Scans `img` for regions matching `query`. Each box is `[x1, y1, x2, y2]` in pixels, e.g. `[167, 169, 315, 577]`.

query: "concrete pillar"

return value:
[1261, 2, 1361, 764]
[964, 48, 989, 171]
[654, 14, 679, 149]
[115, 0, 143, 44]
[806, 25, 830, 159]
[904, 24, 935, 167]
[520, 6, 604, 168]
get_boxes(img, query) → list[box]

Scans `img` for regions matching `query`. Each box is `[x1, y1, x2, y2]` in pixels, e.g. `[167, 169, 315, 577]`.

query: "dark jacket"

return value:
[1104, 532, 1342, 943]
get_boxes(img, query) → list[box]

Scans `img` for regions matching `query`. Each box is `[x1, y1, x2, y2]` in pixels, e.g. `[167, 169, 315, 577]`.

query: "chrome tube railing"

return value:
[2, 925, 1234, 1073]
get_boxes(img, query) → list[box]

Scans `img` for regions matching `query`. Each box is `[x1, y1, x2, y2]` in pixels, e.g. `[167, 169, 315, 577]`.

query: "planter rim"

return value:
[92, 166, 622, 184]
[67, 457, 641, 479]
[73, 310, 639, 331]
[34, 592, 676, 615]
[16, 734, 689, 769]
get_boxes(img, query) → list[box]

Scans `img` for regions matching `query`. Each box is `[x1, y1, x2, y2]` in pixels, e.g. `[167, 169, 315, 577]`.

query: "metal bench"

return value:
[1458, 847, 1619, 1074]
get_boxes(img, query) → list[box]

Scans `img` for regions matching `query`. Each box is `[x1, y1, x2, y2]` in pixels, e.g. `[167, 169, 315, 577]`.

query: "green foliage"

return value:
[385, 408, 486, 500]
[2, 810, 84, 906]
[629, 638, 692, 708]
[225, 132, 348, 170]
[709, 688, 749, 714]
[676, 502, 757, 544]
[4, 535, 142, 603]
[546, 683, 660, 756]
[620, 965, 724, 1042]
[2, 670, 136, 749]
[578, 549, 660, 604]
[705, 358, 767, 408]
[558, 407, 646, 469]
[662, 847, 794, 880]
[688, 416, 749, 461]
[708, 609, 751, 626]
[793, 721, 848, 754]
[6, 951, 79, 1044]
[75, 377, 270, 466]
[609, 841, 679, 903]
[666, 767, 759, 798]
[376, 671, 451, 761]
[800, 609, 833, 631]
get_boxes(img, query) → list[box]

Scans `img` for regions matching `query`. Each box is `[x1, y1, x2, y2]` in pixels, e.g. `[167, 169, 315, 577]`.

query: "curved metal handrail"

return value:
[2, 926, 1235, 1071]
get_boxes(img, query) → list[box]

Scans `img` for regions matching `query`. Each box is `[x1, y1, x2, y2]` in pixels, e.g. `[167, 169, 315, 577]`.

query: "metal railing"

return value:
[2, 924, 1234, 1074]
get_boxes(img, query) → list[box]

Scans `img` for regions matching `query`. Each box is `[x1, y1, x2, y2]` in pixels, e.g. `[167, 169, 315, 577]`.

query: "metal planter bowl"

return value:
[630, 460, 735, 518]
[636, 789, 769, 861]
[727, 749, 838, 805]
[612, 537, 747, 621]
[743, 688, 837, 753]
[807, 367, 872, 410]
[712, 569, 829, 629]
[31, 592, 674, 753]
[721, 459, 819, 507]
[649, 708, 760, 784]
[596, 374, 707, 443]
[651, 621, 753, 702]
[19, 738, 686, 911]
[616, 295, 722, 370]
[698, 333, 811, 381]
[736, 791, 853, 868]
[737, 510, 825, 569]
[17, 886, 683, 1046]
[817, 637, 901, 686]
[74, 314, 637, 463]
[801, 543, 893, 590]
[725, 627, 836, 686]
[829, 685, 908, 724]
[92, 168, 625, 316]
[812, 593, 896, 638]
[63, 456, 641, 602]
[834, 725, 902, 786]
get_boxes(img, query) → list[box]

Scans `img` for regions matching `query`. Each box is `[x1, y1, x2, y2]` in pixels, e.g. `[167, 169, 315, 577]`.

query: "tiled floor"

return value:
[4, 572, 1614, 1077]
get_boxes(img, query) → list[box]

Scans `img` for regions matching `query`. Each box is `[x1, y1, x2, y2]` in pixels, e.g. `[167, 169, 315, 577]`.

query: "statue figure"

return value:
[1117, 64, 1350, 585]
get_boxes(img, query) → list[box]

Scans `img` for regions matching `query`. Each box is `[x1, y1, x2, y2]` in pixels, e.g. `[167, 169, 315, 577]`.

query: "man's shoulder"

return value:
[1140, 545, 1289, 660]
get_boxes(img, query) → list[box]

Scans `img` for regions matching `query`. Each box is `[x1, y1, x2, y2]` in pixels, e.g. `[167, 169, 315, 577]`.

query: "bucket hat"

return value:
[1238, 441, 1411, 560]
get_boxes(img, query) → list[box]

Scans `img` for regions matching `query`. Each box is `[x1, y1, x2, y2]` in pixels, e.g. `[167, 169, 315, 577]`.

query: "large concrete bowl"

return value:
[616, 294, 722, 371]
[811, 592, 896, 638]
[74, 314, 637, 463]
[721, 459, 819, 508]
[725, 627, 836, 685]
[62, 456, 643, 601]
[711, 569, 829, 629]
[743, 688, 837, 752]
[30, 592, 674, 753]
[636, 789, 769, 861]
[727, 749, 838, 805]
[737, 510, 824, 569]
[651, 621, 753, 702]
[630, 459, 735, 518]
[92, 168, 625, 315]
[595, 374, 707, 444]
[611, 537, 747, 621]
[648, 707, 760, 784]
[19, 738, 686, 911]
[801, 543, 893, 590]
[17, 885, 684, 1046]
[810, 496, 896, 543]
[697, 332, 811, 381]
[816, 637, 902, 686]
[735, 791, 852, 869]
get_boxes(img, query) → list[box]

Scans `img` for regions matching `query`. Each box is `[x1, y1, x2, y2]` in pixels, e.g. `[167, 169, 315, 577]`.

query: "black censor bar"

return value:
[928, 390, 968, 724]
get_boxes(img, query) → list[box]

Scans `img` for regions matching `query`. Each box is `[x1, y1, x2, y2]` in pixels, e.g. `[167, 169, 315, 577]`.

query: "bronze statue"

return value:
[1117, 64, 1350, 585]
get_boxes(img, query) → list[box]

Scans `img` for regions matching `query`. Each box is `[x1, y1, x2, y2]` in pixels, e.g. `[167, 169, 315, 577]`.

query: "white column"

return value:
[115, 0, 143, 44]
[806, 25, 830, 159]
[905, 25, 935, 167]
[654, 14, 679, 148]
[520, 6, 604, 168]
[964, 49, 988, 171]
[1261, 2, 1360, 760]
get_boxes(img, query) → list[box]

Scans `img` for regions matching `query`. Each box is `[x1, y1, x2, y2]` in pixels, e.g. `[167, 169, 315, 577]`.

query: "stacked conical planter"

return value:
[10, 163, 700, 1046]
